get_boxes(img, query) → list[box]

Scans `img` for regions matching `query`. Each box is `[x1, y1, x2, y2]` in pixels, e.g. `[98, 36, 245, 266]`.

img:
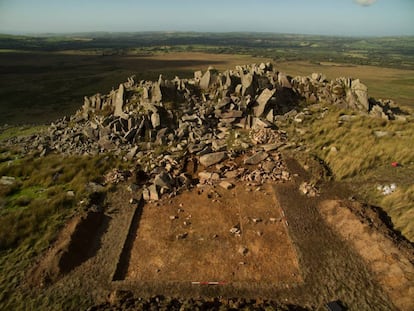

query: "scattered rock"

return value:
[238, 246, 248, 256]
[299, 182, 318, 197]
[0, 176, 16, 186]
[377, 184, 397, 195]
[199, 152, 227, 167]
[219, 181, 234, 190]
[176, 232, 188, 240]
[230, 224, 241, 236]
[244, 151, 269, 165]
[148, 184, 160, 201]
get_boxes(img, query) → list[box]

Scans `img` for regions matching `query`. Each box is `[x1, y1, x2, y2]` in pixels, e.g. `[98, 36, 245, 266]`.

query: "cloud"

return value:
[354, 0, 377, 6]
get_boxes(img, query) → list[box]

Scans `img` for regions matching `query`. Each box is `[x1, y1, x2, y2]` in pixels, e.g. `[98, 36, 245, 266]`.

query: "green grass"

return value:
[288, 105, 414, 241]
[0, 125, 48, 140]
[0, 152, 129, 309]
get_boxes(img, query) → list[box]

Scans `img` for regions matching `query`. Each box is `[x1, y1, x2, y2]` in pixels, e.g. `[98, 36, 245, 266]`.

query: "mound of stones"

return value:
[3, 63, 408, 201]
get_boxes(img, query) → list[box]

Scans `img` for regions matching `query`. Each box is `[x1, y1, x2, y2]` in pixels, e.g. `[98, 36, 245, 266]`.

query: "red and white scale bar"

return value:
[191, 281, 227, 285]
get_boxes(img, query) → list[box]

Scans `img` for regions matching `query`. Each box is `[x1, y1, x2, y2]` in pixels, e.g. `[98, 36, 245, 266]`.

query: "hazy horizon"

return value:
[2, 30, 414, 39]
[1, 0, 413, 37]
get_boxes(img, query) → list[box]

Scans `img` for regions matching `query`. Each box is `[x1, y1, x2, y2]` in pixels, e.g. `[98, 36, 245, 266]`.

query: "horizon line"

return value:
[1, 30, 414, 39]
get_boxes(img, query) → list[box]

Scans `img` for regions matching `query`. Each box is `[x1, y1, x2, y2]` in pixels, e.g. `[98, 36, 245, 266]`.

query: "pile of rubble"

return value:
[3, 63, 408, 201]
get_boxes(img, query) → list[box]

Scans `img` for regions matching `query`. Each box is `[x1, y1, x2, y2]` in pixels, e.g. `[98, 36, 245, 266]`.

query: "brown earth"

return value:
[124, 182, 302, 285]
[24, 156, 414, 310]
[319, 200, 414, 311]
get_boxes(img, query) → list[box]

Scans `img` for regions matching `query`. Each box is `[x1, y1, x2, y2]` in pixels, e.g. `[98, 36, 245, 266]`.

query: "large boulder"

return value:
[151, 83, 162, 103]
[254, 88, 275, 117]
[278, 72, 292, 89]
[199, 68, 217, 91]
[199, 152, 227, 167]
[351, 79, 369, 111]
[114, 84, 127, 118]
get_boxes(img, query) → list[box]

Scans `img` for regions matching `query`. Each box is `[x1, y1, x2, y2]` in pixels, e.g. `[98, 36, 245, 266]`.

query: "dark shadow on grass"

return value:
[59, 211, 111, 275]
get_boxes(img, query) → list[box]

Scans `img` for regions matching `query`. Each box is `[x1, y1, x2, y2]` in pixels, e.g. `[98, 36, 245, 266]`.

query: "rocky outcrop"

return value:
[3, 62, 408, 202]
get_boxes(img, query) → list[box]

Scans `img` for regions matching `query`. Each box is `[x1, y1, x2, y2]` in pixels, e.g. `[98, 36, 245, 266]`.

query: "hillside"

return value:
[0, 63, 413, 310]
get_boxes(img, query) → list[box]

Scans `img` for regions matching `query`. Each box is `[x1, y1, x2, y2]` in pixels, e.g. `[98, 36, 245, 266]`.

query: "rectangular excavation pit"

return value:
[114, 183, 302, 287]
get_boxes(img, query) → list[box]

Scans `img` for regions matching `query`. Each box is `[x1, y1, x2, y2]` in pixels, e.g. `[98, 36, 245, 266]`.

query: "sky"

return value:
[0, 0, 413, 36]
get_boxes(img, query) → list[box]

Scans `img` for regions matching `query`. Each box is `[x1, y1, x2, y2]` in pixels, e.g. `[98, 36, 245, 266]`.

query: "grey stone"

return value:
[262, 143, 282, 152]
[151, 112, 161, 129]
[114, 84, 127, 118]
[199, 70, 212, 90]
[126, 146, 139, 160]
[151, 83, 162, 103]
[142, 188, 150, 201]
[338, 115, 357, 122]
[219, 181, 234, 190]
[199, 152, 227, 167]
[241, 72, 253, 89]
[254, 88, 275, 117]
[188, 143, 206, 154]
[373, 131, 391, 138]
[198, 171, 220, 181]
[244, 151, 269, 165]
[266, 109, 274, 122]
[224, 170, 242, 179]
[212, 140, 227, 152]
[176, 232, 188, 240]
[148, 184, 160, 201]
[87, 182, 106, 193]
[154, 172, 173, 190]
[230, 225, 241, 235]
[0, 176, 15, 186]
[238, 246, 248, 256]
[252, 118, 272, 129]
[351, 79, 369, 111]
[278, 72, 292, 88]
[218, 110, 243, 119]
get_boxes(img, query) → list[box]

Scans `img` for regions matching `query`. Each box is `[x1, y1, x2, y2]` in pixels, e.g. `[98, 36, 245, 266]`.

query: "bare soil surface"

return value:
[25, 156, 414, 310]
[319, 200, 414, 311]
[124, 183, 302, 285]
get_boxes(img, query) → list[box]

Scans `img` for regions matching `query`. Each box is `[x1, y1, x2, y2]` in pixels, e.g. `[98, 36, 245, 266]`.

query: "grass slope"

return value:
[287, 105, 414, 241]
[0, 142, 128, 309]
